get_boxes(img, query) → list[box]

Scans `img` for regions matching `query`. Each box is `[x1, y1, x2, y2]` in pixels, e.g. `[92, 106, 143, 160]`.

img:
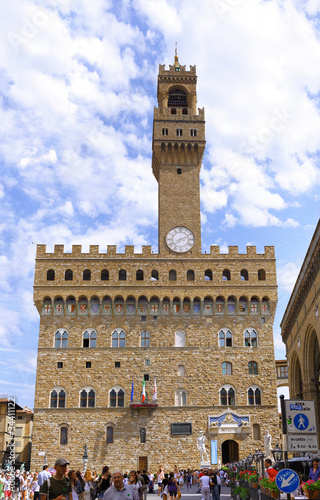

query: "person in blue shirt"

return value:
[308, 459, 320, 481]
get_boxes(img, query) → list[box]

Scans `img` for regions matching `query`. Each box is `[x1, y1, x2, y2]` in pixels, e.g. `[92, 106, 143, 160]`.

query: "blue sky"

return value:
[1, 0, 320, 408]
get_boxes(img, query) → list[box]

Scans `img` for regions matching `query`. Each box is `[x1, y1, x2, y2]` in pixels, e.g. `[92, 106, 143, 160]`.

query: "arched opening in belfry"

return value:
[222, 439, 239, 464]
[168, 88, 187, 108]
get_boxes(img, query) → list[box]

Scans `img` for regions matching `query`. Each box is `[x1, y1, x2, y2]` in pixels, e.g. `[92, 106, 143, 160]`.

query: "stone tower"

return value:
[31, 53, 279, 472]
[152, 50, 205, 254]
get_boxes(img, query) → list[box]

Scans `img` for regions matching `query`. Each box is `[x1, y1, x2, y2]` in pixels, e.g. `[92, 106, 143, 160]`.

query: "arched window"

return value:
[169, 269, 177, 281]
[109, 388, 124, 407]
[101, 269, 109, 281]
[151, 270, 159, 281]
[175, 390, 187, 406]
[83, 269, 91, 281]
[178, 365, 185, 376]
[175, 331, 186, 347]
[65, 269, 73, 281]
[60, 426, 68, 445]
[50, 389, 65, 408]
[141, 331, 149, 347]
[253, 424, 261, 440]
[222, 362, 232, 375]
[220, 386, 235, 405]
[248, 387, 261, 405]
[187, 270, 195, 281]
[248, 361, 258, 375]
[219, 329, 232, 347]
[136, 269, 144, 281]
[54, 330, 68, 348]
[47, 269, 55, 281]
[205, 269, 212, 281]
[244, 328, 257, 347]
[119, 269, 127, 281]
[50, 390, 57, 408]
[112, 329, 126, 348]
[240, 269, 248, 281]
[83, 330, 97, 348]
[168, 88, 187, 108]
[258, 269, 266, 281]
[223, 269, 231, 281]
[106, 426, 114, 443]
[80, 388, 95, 408]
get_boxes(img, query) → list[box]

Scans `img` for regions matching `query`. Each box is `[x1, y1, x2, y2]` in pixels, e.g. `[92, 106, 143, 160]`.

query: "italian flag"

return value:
[142, 378, 146, 403]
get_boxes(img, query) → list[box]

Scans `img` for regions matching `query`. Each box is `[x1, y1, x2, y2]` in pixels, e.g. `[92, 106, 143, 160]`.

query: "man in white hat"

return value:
[40, 459, 72, 500]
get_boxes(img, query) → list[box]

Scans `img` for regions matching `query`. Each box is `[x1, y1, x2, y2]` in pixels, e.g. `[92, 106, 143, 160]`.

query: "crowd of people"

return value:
[0, 460, 230, 500]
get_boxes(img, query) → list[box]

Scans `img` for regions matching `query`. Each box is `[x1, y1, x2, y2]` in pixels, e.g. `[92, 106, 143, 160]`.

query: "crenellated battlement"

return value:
[153, 107, 205, 120]
[159, 64, 196, 75]
[36, 244, 275, 259]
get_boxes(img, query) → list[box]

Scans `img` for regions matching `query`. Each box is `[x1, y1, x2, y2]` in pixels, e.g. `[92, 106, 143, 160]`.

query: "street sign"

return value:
[38, 452, 45, 456]
[285, 400, 317, 433]
[276, 469, 300, 493]
[288, 434, 318, 452]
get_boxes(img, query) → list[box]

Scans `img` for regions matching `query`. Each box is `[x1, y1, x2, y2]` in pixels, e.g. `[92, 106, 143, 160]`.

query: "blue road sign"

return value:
[294, 413, 309, 430]
[276, 469, 300, 493]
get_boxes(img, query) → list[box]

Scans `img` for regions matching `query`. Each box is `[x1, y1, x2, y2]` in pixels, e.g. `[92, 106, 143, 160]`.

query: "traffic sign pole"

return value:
[280, 395, 291, 500]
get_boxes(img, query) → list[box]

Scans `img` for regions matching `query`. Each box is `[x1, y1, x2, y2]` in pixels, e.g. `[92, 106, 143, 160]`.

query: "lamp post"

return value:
[272, 444, 283, 469]
[82, 444, 88, 473]
[247, 453, 254, 471]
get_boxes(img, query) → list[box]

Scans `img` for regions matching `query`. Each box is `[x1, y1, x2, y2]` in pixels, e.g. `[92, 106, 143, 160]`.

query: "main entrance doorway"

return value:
[222, 440, 239, 464]
[138, 456, 148, 471]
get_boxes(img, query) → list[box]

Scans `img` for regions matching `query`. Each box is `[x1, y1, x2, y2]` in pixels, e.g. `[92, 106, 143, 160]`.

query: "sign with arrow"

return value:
[276, 469, 300, 494]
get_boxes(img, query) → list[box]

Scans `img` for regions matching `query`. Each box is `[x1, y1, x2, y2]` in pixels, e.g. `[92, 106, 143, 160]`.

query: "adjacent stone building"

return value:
[281, 219, 320, 435]
[31, 54, 279, 472]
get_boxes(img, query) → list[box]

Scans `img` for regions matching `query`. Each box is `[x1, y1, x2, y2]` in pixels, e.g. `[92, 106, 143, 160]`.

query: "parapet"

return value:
[159, 64, 196, 75]
[36, 244, 274, 259]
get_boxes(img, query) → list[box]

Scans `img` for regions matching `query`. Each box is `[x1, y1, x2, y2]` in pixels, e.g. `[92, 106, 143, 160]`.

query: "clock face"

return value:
[166, 227, 195, 253]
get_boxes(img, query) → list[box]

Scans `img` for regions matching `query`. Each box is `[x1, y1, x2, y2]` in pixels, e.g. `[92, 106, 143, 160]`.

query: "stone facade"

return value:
[281, 219, 320, 436]
[31, 55, 279, 472]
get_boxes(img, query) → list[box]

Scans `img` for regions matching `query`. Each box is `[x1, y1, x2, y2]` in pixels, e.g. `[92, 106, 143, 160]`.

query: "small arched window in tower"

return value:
[178, 365, 185, 376]
[50, 389, 65, 408]
[169, 269, 177, 281]
[182, 108, 188, 115]
[205, 269, 212, 281]
[141, 330, 150, 347]
[50, 390, 57, 408]
[83, 269, 91, 281]
[151, 270, 159, 281]
[223, 269, 231, 281]
[220, 386, 235, 406]
[101, 269, 109, 281]
[187, 270, 195, 281]
[240, 269, 248, 281]
[136, 269, 144, 281]
[248, 387, 261, 405]
[106, 426, 114, 444]
[47, 269, 55, 281]
[248, 361, 258, 375]
[253, 424, 261, 440]
[258, 269, 266, 281]
[65, 269, 73, 281]
[60, 427, 68, 445]
[222, 362, 232, 375]
[119, 269, 126, 281]
[176, 128, 183, 137]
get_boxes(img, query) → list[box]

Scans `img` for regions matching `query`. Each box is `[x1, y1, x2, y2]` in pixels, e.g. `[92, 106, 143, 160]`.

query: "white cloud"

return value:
[277, 261, 301, 293]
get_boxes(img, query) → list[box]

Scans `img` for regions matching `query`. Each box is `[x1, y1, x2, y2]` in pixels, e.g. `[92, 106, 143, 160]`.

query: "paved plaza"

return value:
[147, 484, 232, 500]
